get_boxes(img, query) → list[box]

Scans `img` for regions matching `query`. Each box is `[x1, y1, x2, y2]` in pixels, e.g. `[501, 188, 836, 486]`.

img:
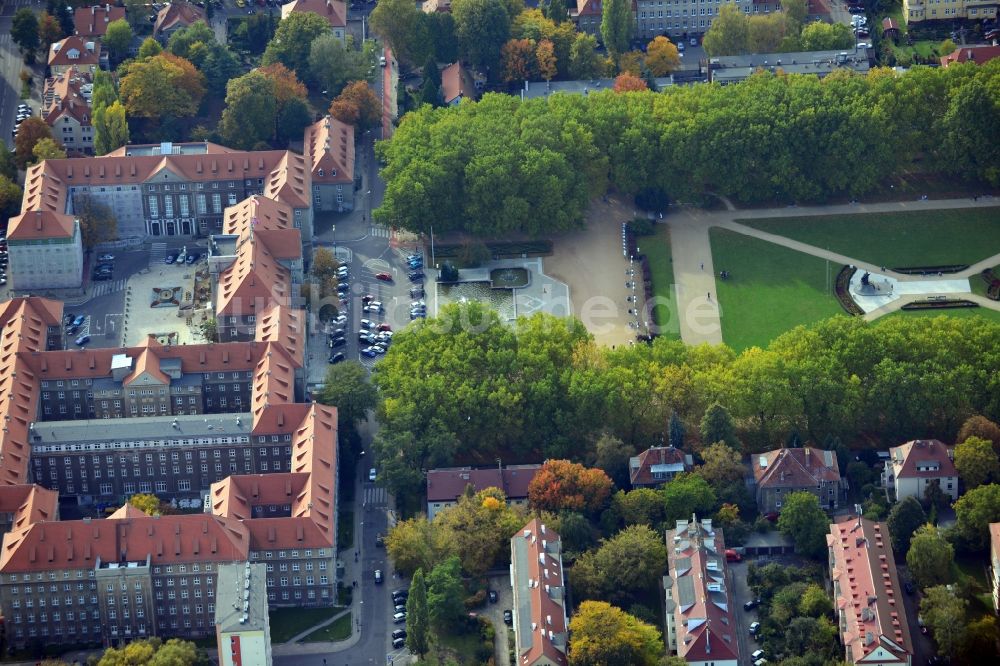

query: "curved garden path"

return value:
[667, 196, 1000, 345]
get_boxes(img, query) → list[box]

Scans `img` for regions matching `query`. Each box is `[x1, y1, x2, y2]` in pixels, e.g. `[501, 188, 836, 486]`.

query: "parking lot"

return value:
[729, 560, 759, 666]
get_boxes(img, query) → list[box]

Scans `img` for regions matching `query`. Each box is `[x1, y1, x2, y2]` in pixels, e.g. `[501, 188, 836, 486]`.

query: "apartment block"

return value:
[827, 516, 912, 666]
[42, 67, 94, 155]
[74, 5, 127, 40]
[664, 516, 739, 666]
[6, 211, 85, 291]
[48, 36, 105, 77]
[281, 0, 347, 42]
[902, 0, 996, 24]
[509, 519, 568, 666]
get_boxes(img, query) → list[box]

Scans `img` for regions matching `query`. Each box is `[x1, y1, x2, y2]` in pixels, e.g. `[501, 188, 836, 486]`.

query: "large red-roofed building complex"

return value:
[509, 519, 568, 666]
[882, 439, 957, 503]
[827, 516, 913, 666]
[664, 516, 740, 666]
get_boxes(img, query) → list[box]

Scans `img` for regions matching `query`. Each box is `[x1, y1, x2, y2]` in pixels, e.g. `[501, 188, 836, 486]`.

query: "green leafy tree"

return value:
[600, 0, 632, 61]
[777, 491, 829, 558]
[957, 615, 1000, 665]
[906, 524, 954, 590]
[32, 137, 66, 163]
[798, 583, 832, 617]
[452, 0, 512, 77]
[570, 525, 666, 604]
[0, 176, 23, 221]
[781, 0, 808, 25]
[93, 100, 130, 157]
[104, 19, 134, 66]
[75, 192, 119, 248]
[137, 37, 163, 60]
[569, 32, 605, 80]
[696, 442, 746, 486]
[920, 585, 967, 656]
[886, 496, 927, 556]
[262, 11, 330, 82]
[386, 517, 447, 576]
[0, 144, 17, 181]
[317, 362, 378, 426]
[645, 36, 681, 76]
[954, 483, 1000, 550]
[405, 569, 430, 657]
[568, 601, 663, 666]
[219, 71, 277, 150]
[426, 556, 465, 629]
[119, 53, 205, 120]
[660, 473, 716, 524]
[957, 415, 1000, 452]
[699, 402, 742, 451]
[128, 493, 162, 516]
[11, 9, 40, 58]
[38, 12, 64, 54]
[432, 487, 526, 575]
[167, 21, 216, 59]
[277, 97, 312, 145]
[308, 34, 369, 96]
[370, 0, 430, 65]
[798, 21, 854, 51]
[955, 436, 1000, 490]
[47, 0, 74, 37]
[593, 433, 635, 489]
[702, 4, 748, 56]
[546, 0, 568, 23]
[420, 56, 442, 106]
[423, 12, 459, 63]
[668, 411, 685, 449]
[613, 488, 666, 528]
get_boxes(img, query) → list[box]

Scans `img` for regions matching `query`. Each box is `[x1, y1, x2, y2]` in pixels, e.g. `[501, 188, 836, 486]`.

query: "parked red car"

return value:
[375, 272, 392, 281]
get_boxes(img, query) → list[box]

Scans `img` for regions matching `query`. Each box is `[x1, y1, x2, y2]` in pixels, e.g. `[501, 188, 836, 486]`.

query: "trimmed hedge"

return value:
[834, 265, 864, 316]
[901, 299, 978, 310]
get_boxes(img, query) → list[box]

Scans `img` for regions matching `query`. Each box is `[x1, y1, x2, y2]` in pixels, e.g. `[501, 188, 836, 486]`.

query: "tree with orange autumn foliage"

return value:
[528, 459, 612, 515]
[645, 35, 681, 75]
[329, 81, 380, 130]
[502, 38, 537, 83]
[258, 63, 308, 105]
[536, 39, 557, 82]
[612, 72, 648, 92]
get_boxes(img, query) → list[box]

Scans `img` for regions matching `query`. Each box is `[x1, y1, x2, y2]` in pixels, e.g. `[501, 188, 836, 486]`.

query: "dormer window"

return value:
[318, 169, 324, 177]
[330, 169, 336, 176]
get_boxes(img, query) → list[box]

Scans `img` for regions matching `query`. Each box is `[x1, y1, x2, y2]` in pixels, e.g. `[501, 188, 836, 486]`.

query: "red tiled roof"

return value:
[572, 0, 601, 17]
[629, 446, 692, 486]
[123, 344, 171, 386]
[303, 116, 354, 185]
[250, 345, 299, 423]
[941, 45, 1000, 67]
[222, 195, 294, 235]
[753, 447, 840, 488]
[666, 518, 740, 663]
[0, 514, 249, 572]
[107, 503, 149, 520]
[281, 0, 346, 28]
[154, 1, 206, 35]
[441, 62, 474, 104]
[827, 517, 912, 664]
[74, 5, 126, 38]
[0, 485, 59, 530]
[42, 68, 92, 128]
[7, 211, 76, 241]
[48, 36, 101, 69]
[255, 304, 306, 368]
[888, 440, 956, 479]
[512, 519, 568, 666]
[426, 465, 541, 503]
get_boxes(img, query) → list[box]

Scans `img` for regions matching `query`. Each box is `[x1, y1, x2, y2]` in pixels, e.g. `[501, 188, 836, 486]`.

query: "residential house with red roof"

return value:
[570, 0, 603, 37]
[153, 2, 206, 43]
[48, 35, 105, 76]
[882, 439, 958, 503]
[74, 4, 126, 39]
[509, 519, 568, 666]
[753, 447, 843, 514]
[941, 44, 1000, 67]
[629, 445, 694, 488]
[303, 115, 356, 212]
[990, 523, 1000, 614]
[827, 516, 913, 666]
[281, 0, 347, 42]
[42, 67, 94, 154]
[664, 516, 739, 666]
[6, 210, 84, 291]
[426, 464, 541, 519]
[441, 62, 477, 106]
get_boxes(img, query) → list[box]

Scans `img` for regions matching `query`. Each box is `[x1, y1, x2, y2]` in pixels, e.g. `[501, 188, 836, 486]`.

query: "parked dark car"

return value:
[503, 609, 513, 625]
[488, 590, 498, 603]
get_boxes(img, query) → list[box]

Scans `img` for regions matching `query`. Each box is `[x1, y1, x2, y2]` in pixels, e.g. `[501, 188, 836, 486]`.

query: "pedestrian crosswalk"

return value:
[90, 279, 126, 298]
[370, 225, 391, 238]
[149, 242, 167, 266]
[363, 485, 387, 507]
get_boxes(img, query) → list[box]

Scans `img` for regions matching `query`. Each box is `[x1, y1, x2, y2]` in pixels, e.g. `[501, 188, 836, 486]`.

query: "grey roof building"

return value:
[708, 49, 871, 84]
[215, 562, 273, 666]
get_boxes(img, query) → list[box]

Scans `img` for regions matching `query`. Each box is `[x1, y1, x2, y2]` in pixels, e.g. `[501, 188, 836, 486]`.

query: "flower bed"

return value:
[901, 299, 978, 310]
[891, 264, 968, 275]
[834, 265, 864, 316]
[980, 269, 1000, 300]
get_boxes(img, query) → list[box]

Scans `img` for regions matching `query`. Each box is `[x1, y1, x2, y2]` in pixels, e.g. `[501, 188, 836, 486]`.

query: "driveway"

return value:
[729, 560, 757, 666]
[482, 573, 513, 666]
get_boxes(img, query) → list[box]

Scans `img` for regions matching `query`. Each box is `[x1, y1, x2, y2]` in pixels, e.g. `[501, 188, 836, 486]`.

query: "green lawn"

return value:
[739, 208, 1000, 268]
[302, 611, 353, 642]
[643, 225, 680, 338]
[880, 308, 1000, 325]
[269, 606, 343, 643]
[709, 229, 845, 351]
